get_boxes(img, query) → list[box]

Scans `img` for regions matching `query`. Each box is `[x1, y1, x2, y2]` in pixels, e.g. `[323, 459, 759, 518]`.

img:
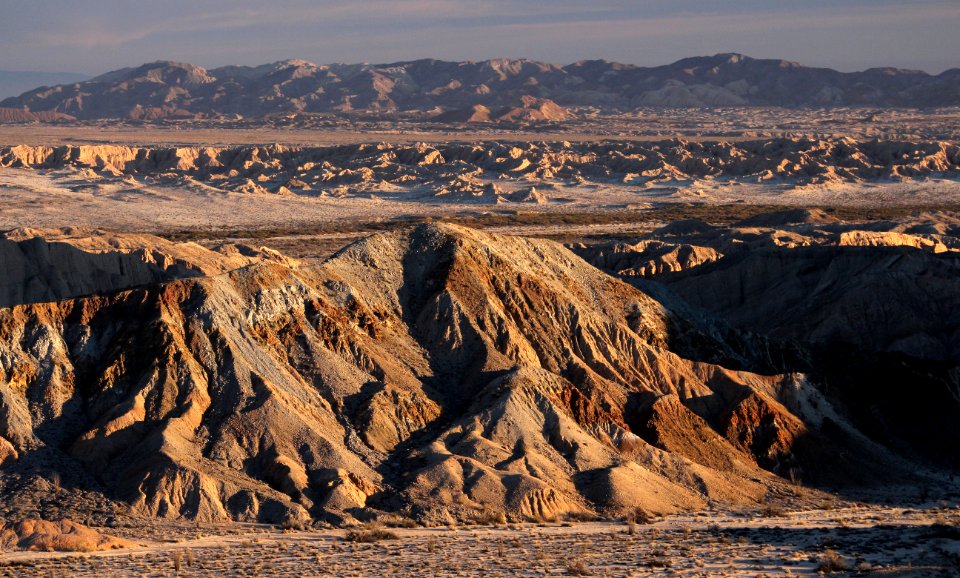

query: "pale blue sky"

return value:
[1, 0, 957, 74]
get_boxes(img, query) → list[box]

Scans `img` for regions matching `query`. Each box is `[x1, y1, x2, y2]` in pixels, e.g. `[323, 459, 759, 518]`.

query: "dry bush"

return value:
[564, 511, 598, 523]
[471, 510, 507, 526]
[816, 549, 849, 573]
[629, 508, 654, 524]
[529, 513, 558, 524]
[644, 557, 672, 568]
[49, 472, 62, 494]
[279, 517, 307, 531]
[383, 516, 419, 529]
[565, 556, 592, 576]
[343, 524, 398, 543]
[759, 504, 787, 518]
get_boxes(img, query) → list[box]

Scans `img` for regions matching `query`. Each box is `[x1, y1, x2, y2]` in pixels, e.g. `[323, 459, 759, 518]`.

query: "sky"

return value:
[1, 0, 958, 75]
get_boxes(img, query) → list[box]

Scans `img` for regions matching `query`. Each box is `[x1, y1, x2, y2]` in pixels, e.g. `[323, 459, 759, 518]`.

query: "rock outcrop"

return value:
[0, 519, 133, 552]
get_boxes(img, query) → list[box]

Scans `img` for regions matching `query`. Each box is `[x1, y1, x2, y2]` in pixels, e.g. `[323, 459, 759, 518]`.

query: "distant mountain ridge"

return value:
[0, 70, 88, 100]
[2, 54, 958, 120]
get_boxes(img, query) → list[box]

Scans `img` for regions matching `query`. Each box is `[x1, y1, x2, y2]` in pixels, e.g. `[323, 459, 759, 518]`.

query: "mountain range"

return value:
[2, 54, 958, 121]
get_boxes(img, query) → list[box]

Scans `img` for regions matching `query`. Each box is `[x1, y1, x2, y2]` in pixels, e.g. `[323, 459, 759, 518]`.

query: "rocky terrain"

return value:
[0, 227, 293, 309]
[1, 138, 958, 206]
[572, 209, 960, 473]
[4, 54, 960, 121]
[0, 519, 132, 552]
[0, 220, 956, 532]
[0, 109, 74, 123]
[0, 212, 956, 576]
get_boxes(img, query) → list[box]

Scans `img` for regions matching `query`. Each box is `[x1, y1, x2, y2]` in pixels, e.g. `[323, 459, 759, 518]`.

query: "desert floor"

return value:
[2, 164, 960, 237]
[1, 501, 958, 577]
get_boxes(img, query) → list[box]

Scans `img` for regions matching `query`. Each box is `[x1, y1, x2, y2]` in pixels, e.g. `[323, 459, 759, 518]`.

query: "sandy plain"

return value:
[1, 500, 958, 577]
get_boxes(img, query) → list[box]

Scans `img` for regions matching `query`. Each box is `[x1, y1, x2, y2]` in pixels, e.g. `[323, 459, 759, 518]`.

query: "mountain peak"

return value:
[90, 60, 213, 85]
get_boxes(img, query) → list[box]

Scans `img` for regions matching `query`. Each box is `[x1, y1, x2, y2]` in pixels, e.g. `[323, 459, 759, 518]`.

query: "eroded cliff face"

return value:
[573, 210, 960, 472]
[0, 224, 946, 524]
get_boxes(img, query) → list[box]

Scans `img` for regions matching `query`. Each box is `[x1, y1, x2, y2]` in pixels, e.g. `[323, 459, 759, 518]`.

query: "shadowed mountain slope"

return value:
[4, 54, 959, 120]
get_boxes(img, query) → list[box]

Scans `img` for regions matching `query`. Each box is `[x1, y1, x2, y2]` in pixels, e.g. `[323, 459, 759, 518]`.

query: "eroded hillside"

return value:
[2, 138, 958, 200]
[0, 223, 954, 527]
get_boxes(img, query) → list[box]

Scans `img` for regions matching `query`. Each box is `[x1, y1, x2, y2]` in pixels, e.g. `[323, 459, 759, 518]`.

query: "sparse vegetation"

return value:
[279, 517, 307, 531]
[643, 557, 672, 568]
[816, 549, 849, 573]
[343, 524, 399, 543]
[760, 504, 788, 518]
[1, 508, 959, 575]
[383, 516, 419, 528]
[628, 507, 654, 525]
[528, 513, 558, 524]
[470, 510, 507, 526]
[564, 511, 599, 523]
[565, 555, 592, 575]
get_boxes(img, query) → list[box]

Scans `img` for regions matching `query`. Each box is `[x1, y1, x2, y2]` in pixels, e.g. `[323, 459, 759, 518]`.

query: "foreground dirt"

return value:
[0, 504, 957, 577]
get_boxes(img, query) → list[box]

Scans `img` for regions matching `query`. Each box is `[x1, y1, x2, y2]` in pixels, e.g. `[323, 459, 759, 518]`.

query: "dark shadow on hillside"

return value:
[0, 236, 205, 308]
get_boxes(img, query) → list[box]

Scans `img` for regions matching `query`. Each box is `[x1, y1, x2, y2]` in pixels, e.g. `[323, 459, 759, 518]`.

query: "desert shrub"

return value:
[759, 504, 787, 518]
[343, 525, 398, 543]
[629, 508, 654, 524]
[383, 516, 419, 528]
[564, 511, 598, 523]
[279, 517, 307, 531]
[816, 549, 849, 573]
[471, 510, 507, 526]
[70, 539, 97, 553]
[644, 557, 672, 568]
[565, 556, 592, 576]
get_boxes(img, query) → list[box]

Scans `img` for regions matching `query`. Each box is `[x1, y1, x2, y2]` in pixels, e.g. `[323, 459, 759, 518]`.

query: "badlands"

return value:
[0, 147, 960, 576]
[0, 58, 958, 578]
